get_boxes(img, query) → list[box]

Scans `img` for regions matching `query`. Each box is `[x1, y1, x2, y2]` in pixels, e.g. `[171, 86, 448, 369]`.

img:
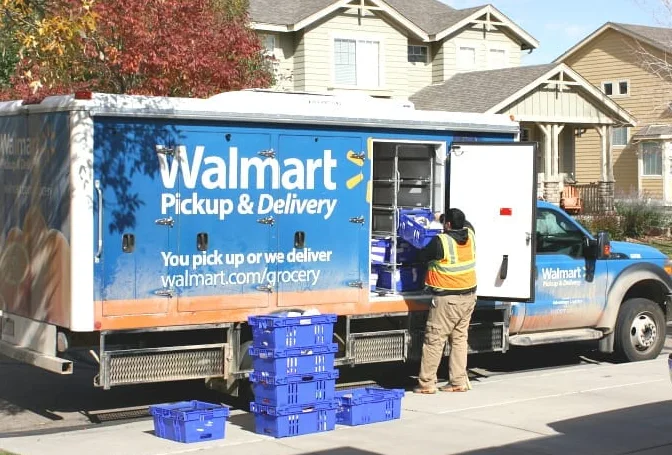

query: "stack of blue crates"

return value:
[247, 312, 339, 438]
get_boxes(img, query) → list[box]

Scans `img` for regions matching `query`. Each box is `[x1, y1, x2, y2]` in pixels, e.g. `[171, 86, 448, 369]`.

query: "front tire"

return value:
[613, 298, 666, 362]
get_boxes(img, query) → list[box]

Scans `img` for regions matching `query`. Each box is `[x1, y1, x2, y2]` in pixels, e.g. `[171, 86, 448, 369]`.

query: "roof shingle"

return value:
[409, 64, 557, 113]
[612, 22, 672, 52]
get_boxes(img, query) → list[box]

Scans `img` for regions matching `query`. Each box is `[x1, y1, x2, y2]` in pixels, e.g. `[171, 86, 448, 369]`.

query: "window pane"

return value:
[489, 49, 506, 69]
[603, 83, 613, 95]
[612, 127, 628, 146]
[535, 209, 584, 256]
[642, 142, 662, 176]
[334, 39, 356, 85]
[408, 45, 427, 63]
[619, 81, 629, 95]
[357, 40, 379, 87]
[457, 46, 476, 69]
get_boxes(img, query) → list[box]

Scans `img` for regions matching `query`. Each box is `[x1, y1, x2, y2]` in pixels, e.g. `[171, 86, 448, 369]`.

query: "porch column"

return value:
[538, 123, 558, 204]
[595, 125, 615, 213]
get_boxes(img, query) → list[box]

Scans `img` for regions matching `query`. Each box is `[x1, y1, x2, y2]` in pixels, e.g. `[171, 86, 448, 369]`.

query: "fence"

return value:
[574, 183, 601, 214]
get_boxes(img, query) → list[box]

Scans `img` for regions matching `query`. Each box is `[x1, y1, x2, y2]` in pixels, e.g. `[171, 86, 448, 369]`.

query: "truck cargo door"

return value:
[275, 134, 369, 308]
[173, 131, 275, 312]
[447, 142, 537, 302]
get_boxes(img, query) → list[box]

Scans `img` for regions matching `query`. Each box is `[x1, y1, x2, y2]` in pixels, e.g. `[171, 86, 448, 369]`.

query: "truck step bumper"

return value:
[509, 328, 603, 347]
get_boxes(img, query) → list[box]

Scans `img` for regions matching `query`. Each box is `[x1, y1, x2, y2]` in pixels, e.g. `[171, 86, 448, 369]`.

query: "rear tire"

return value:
[613, 298, 666, 362]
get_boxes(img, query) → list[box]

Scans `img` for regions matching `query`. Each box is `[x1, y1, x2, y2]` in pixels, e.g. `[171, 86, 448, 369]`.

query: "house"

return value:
[248, 0, 539, 96]
[555, 22, 672, 205]
[248, 0, 636, 211]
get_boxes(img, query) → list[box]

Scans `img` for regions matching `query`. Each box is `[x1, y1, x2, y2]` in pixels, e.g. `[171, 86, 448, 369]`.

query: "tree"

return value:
[0, 0, 273, 100]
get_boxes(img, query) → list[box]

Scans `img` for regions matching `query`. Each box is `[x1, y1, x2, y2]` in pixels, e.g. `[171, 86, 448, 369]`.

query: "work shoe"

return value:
[438, 384, 468, 392]
[412, 386, 437, 394]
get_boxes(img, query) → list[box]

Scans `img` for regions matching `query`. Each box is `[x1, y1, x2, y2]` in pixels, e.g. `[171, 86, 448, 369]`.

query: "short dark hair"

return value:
[444, 208, 466, 230]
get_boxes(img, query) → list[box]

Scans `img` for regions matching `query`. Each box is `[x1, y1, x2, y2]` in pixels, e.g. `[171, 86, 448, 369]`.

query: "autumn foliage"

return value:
[1, 0, 273, 101]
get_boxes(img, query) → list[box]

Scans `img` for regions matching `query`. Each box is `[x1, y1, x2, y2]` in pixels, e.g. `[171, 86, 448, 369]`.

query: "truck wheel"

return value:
[613, 298, 666, 362]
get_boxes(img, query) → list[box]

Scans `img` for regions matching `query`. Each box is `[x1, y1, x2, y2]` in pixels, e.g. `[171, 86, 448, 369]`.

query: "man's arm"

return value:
[414, 235, 443, 263]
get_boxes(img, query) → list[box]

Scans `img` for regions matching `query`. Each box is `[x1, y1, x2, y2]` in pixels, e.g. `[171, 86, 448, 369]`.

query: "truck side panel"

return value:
[0, 112, 72, 328]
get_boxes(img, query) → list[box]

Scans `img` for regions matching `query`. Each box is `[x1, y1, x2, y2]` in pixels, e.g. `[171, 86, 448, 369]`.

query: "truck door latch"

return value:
[155, 145, 176, 156]
[349, 216, 365, 224]
[256, 284, 274, 293]
[348, 280, 363, 288]
[258, 149, 276, 159]
[257, 216, 275, 226]
[155, 217, 175, 227]
[155, 288, 175, 298]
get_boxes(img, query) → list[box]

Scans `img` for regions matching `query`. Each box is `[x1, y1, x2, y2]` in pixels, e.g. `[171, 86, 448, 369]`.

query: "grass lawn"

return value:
[639, 237, 672, 257]
[0, 451, 19, 455]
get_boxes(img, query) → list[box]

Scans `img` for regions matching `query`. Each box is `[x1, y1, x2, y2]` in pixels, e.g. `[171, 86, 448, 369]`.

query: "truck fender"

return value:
[596, 263, 672, 351]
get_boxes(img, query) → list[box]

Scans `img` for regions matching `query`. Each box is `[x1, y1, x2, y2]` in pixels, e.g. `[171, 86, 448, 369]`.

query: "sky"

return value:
[443, 0, 672, 64]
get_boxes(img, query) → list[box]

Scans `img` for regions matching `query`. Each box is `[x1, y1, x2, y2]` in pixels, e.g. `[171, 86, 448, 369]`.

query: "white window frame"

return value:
[408, 45, 428, 64]
[601, 79, 630, 97]
[486, 44, 508, 70]
[641, 141, 663, 177]
[330, 32, 385, 90]
[260, 33, 276, 58]
[612, 126, 629, 147]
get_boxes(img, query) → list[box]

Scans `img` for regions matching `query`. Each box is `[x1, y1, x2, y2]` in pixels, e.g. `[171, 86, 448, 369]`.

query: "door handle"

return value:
[95, 180, 103, 262]
[499, 255, 509, 280]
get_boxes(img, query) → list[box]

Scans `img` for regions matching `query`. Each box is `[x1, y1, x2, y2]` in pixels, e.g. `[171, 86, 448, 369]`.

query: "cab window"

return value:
[536, 208, 585, 257]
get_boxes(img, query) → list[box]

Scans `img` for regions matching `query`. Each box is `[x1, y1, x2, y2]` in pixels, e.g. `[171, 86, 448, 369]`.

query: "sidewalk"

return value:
[2, 357, 672, 455]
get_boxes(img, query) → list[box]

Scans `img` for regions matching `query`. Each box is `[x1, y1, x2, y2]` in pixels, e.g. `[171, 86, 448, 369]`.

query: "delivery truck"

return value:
[1, 90, 670, 396]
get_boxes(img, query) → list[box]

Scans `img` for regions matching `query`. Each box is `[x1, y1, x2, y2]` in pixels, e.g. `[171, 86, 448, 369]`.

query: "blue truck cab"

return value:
[508, 200, 672, 362]
[1, 90, 670, 396]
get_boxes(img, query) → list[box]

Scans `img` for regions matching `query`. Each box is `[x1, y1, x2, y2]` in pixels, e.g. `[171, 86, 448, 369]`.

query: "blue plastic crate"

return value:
[377, 265, 425, 292]
[370, 265, 380, 291]
[371, 238, 388, 264]
[249, 344, 338, 378]
[334, 387, 404, 426]
[149, 400, 230, 443]
[398, 209, 442, 249]
[250, 401, 337, 438]
[248, 313, 336, 349]
[250, 370, 339, 407]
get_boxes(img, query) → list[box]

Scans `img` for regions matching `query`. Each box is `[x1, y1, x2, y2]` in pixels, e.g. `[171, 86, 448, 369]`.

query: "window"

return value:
[408, 45, 428, 63]
[334, 38, 380, 88]
[535, 209, 585, 257]
[612, 127, 628, 147]
[488, 48, 506, 69]
[642, 141, 663, 176]
[457, 46, 476, 70]
[261, 34, 276, 57]
[602, 82, 613, 96]
[602, 80, 629, 96]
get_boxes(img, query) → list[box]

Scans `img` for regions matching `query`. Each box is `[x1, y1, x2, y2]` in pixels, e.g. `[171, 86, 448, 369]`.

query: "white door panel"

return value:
[448, 142, 537, 301]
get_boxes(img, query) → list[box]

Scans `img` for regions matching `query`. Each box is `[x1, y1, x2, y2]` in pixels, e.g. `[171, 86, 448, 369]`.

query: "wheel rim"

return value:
[629, 311, 658, 352]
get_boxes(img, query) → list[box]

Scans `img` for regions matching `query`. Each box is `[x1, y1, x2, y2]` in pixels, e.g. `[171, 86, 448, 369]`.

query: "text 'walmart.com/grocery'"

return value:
[159, 248, 333, 288]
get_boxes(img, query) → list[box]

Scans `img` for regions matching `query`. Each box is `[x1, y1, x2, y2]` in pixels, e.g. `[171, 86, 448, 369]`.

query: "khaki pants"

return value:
[418, 292, 477, 389]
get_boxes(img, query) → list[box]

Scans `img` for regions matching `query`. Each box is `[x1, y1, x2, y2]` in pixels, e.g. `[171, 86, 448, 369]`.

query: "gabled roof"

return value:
[410, 64, 556, 113]
[248, 0, 538, 48]
[554, 22, 672, 63]
[409, 63, 637, 125]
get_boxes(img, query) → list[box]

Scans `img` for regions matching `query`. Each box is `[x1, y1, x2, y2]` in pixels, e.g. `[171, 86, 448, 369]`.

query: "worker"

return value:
[413, 208, 477, 394]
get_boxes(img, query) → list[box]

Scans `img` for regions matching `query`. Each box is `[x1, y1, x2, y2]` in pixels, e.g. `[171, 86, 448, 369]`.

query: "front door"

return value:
[519, 206, 608, 332]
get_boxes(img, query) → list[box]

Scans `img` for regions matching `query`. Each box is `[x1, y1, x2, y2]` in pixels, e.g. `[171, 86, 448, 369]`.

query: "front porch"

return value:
[522, 122, 616, 214]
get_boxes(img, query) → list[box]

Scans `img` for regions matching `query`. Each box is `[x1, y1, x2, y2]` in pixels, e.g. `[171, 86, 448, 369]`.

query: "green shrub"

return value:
[615, 200, 667, 238]
[575, 214, 624, 240]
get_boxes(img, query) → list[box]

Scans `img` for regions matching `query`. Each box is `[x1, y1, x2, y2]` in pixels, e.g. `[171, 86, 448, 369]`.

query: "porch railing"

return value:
[574, 183, 600, 214]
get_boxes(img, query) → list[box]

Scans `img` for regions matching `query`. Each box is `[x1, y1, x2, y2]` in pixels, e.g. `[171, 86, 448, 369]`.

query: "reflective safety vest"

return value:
[425, 230, 476, 292]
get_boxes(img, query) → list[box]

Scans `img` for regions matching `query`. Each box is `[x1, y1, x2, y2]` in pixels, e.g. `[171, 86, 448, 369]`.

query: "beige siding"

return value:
[300, 9, 410, 97]
[441, 26, 522, 80]
[293, 32, 306, 91]
[641, 177, 664, 199]
[503, 86, 612, 121]
[432, 41, 445, 84]
[562, 28, 672, 196]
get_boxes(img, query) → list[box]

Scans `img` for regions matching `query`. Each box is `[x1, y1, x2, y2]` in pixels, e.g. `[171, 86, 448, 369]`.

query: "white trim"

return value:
[554, 22, 669, 63]
[513, 115, 617, 124]
[294, 0, 429, 41]
[330, 31, 386, 90]
[486, 63, 637, 126]
[612, 126, 629, 148]
[601, 78, 630, 98]
[433, 5, 539, 50]
[486, 42, 509, 69]
[407, 44, 429, 64]
[250, 22, 289, 32]
[69, 110, 95, 331]
[454, 38, 481, 72]
[640, 140, 664, 177]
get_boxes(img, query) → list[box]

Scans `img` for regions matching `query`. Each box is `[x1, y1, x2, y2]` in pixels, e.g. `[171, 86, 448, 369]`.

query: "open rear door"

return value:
[447, 142, 537, 302]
